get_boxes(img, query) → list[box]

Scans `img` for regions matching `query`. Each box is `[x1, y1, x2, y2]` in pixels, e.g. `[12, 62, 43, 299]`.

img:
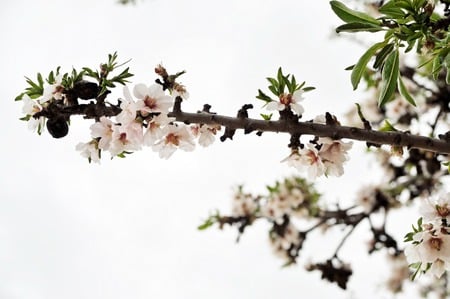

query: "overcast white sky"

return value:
[0, 1, 423, 298]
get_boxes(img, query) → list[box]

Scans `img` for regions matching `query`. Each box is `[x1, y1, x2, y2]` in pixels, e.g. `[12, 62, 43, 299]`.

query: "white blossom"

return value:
[419, 192, 450, 222]
[318, 137, 353, 177]
[266, 89, 305, 115]
[191, 124, 221, 147]
[405, 229, 450, 278]
[21, 95, 45, 133]
[152, 124, 195, 159]
[90, 116, 114, 150]
[117, 87, 138, 125]
[109, 121, 144, 157]
[355, 186, 377, 213]
[76, 140, 101, 163]
[143, 114, 175, 146]
[134, 83, 173, 116]
[260, 184, 305, 222]
[231, 190, 258, 216]
[299, 144, 325, 179]
[41, 74, 64, 103]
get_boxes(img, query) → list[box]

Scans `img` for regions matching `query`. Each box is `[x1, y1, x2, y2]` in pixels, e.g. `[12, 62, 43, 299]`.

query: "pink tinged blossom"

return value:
[281, 149, 304, 170]
[300, 145, 325, 179]
[191, 124, 221, 147]
[109, 122, 144, 157]
[420, 193, 450, 222]
[143, 114, 175, 146]
[22, 95, 45, 133]
[405, 230, 450, 278]
[116, 87, 138, 125]
[281, 146, 325, 179]
[231, 191, 258, 217]
[41, 75, 64, 103]
[90, 116, 114, 150]
[152, 124, 195, 159]
[266, 90, 305, 115]
[318, 137, 353, 177]
[133, 83, 173, 116]
[76, 140, 101, 163]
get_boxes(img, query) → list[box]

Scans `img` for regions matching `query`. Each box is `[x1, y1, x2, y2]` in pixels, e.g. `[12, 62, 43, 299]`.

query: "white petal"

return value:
[133, 83, 149, 100]
[290, 103, 304, 115]
[266, 101, 284, 111]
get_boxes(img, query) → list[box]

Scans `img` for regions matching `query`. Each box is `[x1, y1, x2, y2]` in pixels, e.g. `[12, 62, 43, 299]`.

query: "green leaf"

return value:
[266, 77, 278, 89]
[351, 41, 386, 90]
[336, 22, 383, 33]
[15, 92, 25, 101]
[379, 119, 398, 132]
[256, 89, 273, 102]
[398, 76, 416, 106]
[268, 85, 279, 96]
[379, 49, 400, 106]
[302, 86, 315, 92]
[330, 1, 380, 25]
[345, 64, 355, 71]
[373, 43, 394, 69]
[432, 55, 442, 80]
[395, 0, 413, 12]
[410, 262, 423, 281]
[197, 219, 214, 230]
[444, 53, 450, 84]
[379, 1, 407, 18]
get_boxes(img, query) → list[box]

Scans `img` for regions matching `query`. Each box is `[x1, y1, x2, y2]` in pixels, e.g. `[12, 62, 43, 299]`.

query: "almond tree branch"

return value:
[169, 109, 450, 154]
[38, 98, 450, 154]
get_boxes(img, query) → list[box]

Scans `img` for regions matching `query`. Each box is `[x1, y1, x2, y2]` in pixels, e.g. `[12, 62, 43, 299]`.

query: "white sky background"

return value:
[0, 0, 423, 298]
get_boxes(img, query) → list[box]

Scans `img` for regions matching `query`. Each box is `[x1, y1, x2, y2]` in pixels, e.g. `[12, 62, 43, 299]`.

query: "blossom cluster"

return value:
[404, 193, 450, 278]
[230, 178, 319, 264]
[282, 136, 353, 179]
[76, 83, 220, 162]
[20, 75, 65, 134]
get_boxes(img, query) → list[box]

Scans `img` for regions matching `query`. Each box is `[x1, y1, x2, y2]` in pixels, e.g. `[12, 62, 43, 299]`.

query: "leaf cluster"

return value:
[15, 67, 63, 101]
[331, 0, 450, 107]
[256, 67, 315, 120]
[83, 52, 133, 95]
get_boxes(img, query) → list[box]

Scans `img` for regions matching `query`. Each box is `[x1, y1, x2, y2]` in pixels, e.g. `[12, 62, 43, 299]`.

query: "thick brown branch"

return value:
[169, 110, 450, 154]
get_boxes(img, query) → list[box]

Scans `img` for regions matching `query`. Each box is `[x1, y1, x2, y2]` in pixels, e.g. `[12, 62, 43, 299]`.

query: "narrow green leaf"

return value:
[268, 85, 279, 96]
[15, 92, 25, 101]
[351, 41, 386, 90]
[379, 119, 398, 132]
[345, 64, 355, 71]
[379, 1, 406, 18]
[330, 1, 380, 25]
[373, 43, 394, 69]
[336, 22, 383, 33]
[432, 55, 442, 80]
[37, 73, 44, 86]
[398, 76, 416, 106]
[444, 53, 450, 84]
[302, 86, 315, 92]
[379, 49, 399, 106]
[256, 89, 272, 102]
[266, 77, 278, 88]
